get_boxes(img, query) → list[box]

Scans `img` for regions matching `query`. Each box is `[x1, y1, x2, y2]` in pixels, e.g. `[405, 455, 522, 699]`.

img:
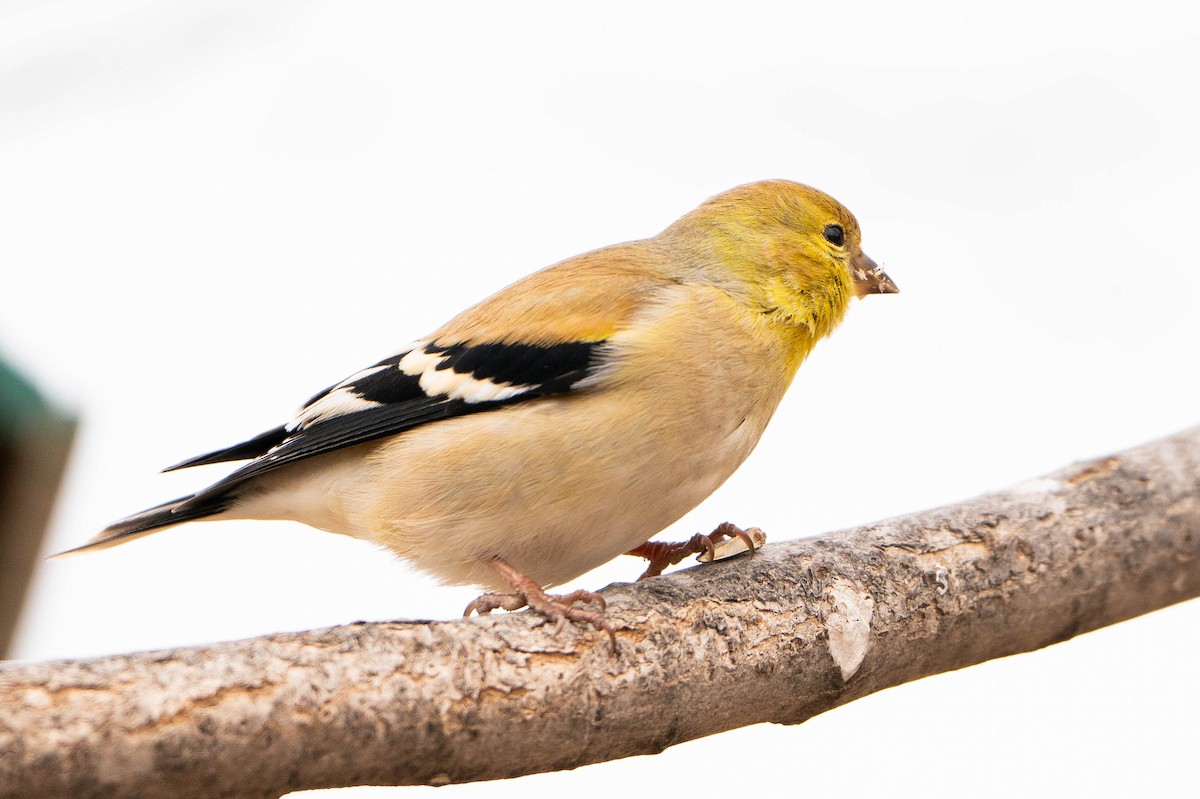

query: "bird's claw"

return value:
[696, 522, 763, 563]
[465, 558, 616, 651]
[626, 522, 760, 580]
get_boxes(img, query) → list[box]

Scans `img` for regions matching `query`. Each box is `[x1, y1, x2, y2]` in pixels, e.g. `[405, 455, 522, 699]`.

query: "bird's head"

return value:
[659, 180, 897, 339]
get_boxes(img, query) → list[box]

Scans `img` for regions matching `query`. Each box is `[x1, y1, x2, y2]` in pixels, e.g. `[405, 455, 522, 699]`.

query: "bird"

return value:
[59, 180, 897, 646]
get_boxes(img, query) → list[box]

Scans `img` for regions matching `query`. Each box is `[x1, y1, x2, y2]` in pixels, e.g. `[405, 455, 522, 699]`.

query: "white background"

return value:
[3, 2, 1198, 797]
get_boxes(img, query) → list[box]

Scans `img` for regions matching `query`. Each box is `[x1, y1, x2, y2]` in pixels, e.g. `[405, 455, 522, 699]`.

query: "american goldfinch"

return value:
[61, 180, 897, 643]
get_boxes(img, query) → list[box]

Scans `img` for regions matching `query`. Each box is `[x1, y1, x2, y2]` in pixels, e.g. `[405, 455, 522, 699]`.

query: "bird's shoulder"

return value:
[433, 240, 680, 345]
[297, 241, 683, 424]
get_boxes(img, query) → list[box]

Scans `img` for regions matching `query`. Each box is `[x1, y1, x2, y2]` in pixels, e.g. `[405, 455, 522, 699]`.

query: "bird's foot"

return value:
[465, 556, 616, 651]
[625, 521, 761, 580]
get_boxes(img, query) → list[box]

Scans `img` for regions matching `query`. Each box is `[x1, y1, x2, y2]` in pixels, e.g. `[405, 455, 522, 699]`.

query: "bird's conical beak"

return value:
[851, 252, 899, 297]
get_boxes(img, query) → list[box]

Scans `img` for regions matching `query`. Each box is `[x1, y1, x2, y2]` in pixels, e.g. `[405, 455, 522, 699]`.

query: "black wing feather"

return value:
[172, 339, 604, 510]
[162, 425, 289, 472]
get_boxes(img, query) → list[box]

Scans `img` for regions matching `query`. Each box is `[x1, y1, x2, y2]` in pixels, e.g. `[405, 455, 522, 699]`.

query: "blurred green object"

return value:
[0, 357, 77, 658]
[0, 358, 52, 435]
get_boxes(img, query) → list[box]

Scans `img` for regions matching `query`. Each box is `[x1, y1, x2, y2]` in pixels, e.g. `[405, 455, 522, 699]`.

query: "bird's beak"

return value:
[851, 251, 899, 297]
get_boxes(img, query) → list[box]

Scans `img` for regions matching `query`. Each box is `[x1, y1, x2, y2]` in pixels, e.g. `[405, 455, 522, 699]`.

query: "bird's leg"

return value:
[464, 556, 616, 650]
[625, 521, 758, 580]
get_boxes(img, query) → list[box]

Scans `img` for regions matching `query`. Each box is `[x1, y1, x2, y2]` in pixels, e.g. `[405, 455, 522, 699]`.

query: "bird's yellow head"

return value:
[658, 180, 897, 341]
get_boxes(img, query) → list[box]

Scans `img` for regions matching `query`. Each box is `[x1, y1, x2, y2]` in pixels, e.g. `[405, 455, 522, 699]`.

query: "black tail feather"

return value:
[52, 493, 234, 558]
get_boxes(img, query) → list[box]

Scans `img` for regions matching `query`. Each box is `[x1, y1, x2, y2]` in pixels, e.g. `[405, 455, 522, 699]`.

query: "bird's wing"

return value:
[169, 338, 606, 509]
[170, 252, 673, 507]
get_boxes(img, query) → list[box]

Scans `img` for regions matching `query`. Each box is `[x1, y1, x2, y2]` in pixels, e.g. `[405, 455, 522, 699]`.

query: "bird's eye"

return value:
[823, 224, 845, 247]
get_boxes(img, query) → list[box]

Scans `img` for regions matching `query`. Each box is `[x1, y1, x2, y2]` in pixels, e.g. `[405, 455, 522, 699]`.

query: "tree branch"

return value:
[3, 428, 1199, 799]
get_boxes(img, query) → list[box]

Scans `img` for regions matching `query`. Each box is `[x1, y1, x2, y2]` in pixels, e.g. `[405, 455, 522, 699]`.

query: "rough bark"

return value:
[2, 428, 1198, 799]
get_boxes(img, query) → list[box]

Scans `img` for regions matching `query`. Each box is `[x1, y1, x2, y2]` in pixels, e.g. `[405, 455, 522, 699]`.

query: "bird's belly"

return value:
[343, 387, 771, 590]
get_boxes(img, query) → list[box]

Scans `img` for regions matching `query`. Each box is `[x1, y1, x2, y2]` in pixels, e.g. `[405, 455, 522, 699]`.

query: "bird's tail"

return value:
[51, 493, 234, 558]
